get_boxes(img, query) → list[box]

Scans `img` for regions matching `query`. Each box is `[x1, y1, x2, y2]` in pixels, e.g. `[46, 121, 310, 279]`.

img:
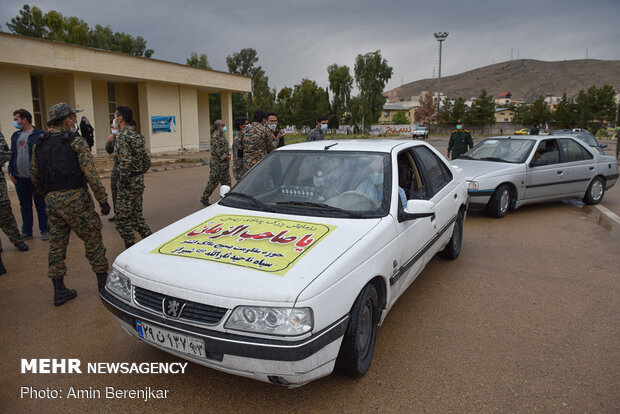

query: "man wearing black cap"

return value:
[447, 120, 473, 160]
[31, 103, 111, 306]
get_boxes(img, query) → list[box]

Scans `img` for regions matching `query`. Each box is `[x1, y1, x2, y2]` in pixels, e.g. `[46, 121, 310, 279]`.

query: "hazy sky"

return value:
[2, 0, 619, 92]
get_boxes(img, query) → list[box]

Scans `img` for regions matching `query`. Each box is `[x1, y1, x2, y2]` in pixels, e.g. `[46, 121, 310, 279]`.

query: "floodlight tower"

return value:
[434, 32, 449, 123]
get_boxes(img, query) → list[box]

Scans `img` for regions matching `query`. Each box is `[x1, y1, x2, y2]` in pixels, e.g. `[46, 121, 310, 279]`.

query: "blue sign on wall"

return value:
[152, 116, 177, 133]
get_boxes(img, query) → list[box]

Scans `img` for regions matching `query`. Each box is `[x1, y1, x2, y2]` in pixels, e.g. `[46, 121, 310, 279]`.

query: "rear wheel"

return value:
[336, 283, 379, 377]
[439, 210, 463, 259]
[583, 176, 605, 205]
[487, 184, 511, 218]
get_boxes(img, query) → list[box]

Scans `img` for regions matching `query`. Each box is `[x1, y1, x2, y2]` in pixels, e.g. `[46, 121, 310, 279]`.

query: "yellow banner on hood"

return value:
[152, 214, 337, 276]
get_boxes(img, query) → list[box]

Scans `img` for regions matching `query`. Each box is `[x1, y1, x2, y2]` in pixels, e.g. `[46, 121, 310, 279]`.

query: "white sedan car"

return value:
[101, 140, 468, 387]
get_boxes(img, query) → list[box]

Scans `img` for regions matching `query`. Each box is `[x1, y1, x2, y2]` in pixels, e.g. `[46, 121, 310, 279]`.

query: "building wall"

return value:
[495, 110, 515, 123]
[92, 80, 110, 153]
[197, 90, 211, 148]
[0, 65, 32, 134]
[179, 86, 199, 150]
[142, 82, 182, 153]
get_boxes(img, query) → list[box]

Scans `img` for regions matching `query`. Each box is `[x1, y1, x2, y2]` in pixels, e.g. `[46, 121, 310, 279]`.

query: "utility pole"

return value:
[434, 32, 449, 126]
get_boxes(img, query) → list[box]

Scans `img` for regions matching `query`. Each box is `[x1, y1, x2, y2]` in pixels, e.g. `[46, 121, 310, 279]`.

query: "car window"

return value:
[559, 138, 592, 162]
[397, 150, 427, 202]
[412, 146, 451, 196]
[227, 150, 391, 218]
[533, 139, 560, 165]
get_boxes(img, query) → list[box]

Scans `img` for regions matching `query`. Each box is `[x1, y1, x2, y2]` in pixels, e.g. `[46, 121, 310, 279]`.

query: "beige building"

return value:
[0, 33, 251, 153]
[495, 107, 516, 123]
[379, 102, 417, 124]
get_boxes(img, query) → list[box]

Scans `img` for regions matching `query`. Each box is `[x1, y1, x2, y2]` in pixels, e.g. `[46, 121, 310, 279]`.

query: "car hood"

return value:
[113, 203, 382, 305]
[451, 159, 524, 181]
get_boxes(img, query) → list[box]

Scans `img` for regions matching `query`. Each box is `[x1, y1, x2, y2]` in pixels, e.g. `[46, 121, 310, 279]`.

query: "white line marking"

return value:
[595, 204, 620, 226]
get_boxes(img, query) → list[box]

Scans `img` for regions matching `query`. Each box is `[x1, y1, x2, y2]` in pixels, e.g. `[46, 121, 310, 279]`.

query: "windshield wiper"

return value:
[276, 201, 364, 218]
[479, 157, 509, 162]
[223, 191, 275, 212]
[458, 155, 473, 159]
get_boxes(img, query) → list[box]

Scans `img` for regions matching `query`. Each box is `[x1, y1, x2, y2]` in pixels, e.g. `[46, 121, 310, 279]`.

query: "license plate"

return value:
[136, 320, 206, 358]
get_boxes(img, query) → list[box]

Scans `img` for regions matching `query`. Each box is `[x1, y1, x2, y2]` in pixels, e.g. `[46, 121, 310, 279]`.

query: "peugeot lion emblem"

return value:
[163, 297, 185, 319]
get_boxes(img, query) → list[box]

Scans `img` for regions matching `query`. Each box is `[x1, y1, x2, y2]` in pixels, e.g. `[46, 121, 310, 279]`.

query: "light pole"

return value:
[434, 32, 449, 126]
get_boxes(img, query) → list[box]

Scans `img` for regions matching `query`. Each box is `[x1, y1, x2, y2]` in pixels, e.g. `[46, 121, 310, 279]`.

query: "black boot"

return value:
[0, 254, 6, 276]
[96, 272, 108, 292]
[15, 241, 29, 251]
[52, 277, 77, 306]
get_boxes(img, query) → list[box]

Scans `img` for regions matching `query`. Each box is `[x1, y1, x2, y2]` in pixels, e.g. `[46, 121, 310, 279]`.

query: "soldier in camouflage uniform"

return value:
[306, 115, 329, 141]
[447, 120, 474, 160]
[31, 103, 111, 306]
[232, 116, 248, 181]
[113, 106, 152, 249]
[241, 110, 278, 176]
[0, 131, 29, 259]
[201, 120, 231, 206]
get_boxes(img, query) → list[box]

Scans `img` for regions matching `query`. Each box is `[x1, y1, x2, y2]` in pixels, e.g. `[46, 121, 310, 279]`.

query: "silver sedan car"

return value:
[451, 136, 619, 218]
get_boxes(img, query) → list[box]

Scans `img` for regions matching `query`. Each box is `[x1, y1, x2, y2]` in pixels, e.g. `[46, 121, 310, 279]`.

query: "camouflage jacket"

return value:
[0, 132, 10, 168]
[31, 128, 108, 205]
[306, 126, 324, 141]
[116, 126, 151, 184]
[241, 122, 278, 175]
[232, 130, 244, 180]
[210, 130, 230, 170]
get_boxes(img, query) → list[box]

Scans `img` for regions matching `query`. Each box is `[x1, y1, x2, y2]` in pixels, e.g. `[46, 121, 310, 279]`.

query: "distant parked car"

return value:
[514, 128, 529, 135]
[550, 130, 607, 155]
[412, 126, 429, 139]
[452, 135, 618, 218]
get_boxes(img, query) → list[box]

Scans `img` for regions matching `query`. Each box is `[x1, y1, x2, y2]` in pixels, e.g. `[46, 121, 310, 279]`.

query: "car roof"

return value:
[276, 139, 426, 153]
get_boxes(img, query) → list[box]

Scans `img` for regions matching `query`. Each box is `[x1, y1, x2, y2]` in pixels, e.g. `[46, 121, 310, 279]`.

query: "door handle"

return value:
[557, 171, 563, 175]
[589, 167, 594, 171]
[454, 193, 458, 199]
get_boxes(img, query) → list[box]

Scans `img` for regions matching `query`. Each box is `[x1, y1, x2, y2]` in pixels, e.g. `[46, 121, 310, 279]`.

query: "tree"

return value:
[552, 93, 576, 128]
[414, 91, 435, 125]
[353, 50, 393, 132]
[290, 79, 330, 130]
[6, 5, 154, 57]
[327, 64, 353, 127]
[275, 87, 294, 127]
[226, 48, 272, 115]
[186, 52, 211, 69]
[392, 110, 409, 124]
[467, 89, 495, 131]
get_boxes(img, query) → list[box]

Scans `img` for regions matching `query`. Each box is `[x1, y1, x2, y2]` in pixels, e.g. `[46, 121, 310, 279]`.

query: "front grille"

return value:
[133, 286, 228, 326]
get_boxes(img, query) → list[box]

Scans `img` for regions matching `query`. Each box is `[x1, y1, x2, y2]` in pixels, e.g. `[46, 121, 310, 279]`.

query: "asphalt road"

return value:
[1, 138, 619, 413]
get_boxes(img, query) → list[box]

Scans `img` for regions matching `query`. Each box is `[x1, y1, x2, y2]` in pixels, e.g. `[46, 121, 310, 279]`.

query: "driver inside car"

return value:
[355, 157, 384, 203]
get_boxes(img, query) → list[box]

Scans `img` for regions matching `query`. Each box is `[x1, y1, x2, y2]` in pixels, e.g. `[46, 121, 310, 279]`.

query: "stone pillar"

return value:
[220, 91, 233, 145]
[69, 73, 95, 152]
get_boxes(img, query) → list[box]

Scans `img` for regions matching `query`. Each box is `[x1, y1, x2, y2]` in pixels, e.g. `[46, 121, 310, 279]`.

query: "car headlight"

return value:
[106, 268, 132, 302]
[468, 181, 479, 190]
[225, 306, 313, 336]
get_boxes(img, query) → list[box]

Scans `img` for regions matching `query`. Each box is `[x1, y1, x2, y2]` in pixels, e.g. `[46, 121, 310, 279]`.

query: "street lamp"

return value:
[434, 32, 449, 125]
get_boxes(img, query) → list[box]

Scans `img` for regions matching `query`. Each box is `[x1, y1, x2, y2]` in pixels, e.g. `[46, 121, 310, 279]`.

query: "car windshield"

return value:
[221, 150, 391, 218]
[463, 138, 535, 163]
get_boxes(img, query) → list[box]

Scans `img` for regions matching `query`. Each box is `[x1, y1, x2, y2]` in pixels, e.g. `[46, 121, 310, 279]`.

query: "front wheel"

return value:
[583, 176, 605, 205]
[439, 210, 463, 260]
[487, 184, 511, 218]
[336, 283, 379, 377]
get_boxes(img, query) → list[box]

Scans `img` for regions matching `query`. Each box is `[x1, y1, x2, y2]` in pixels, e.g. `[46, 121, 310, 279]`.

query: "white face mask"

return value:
[69, 118, 79, 134]
[267, 123, 277, 131]
[112, 117, 119, 128]
[111, 128, 119, 136]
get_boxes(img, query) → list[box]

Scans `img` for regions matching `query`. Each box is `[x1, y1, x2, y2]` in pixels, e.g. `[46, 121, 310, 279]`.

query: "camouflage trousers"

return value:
[0, 175, 23, 245]
[110, 166, 119, 213]
[45, 189, 108, 279]
[115, 175, 151, 245]
[201, 165, 231, 203]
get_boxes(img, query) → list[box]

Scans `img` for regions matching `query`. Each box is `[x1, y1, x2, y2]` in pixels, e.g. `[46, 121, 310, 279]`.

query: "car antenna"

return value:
[324, 143, 338, 150]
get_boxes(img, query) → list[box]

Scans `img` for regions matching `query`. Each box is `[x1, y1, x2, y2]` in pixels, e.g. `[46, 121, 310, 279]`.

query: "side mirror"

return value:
[220, 185, 231, 198]
[600, 144, 608, 149]
[399, 200, 435, 221]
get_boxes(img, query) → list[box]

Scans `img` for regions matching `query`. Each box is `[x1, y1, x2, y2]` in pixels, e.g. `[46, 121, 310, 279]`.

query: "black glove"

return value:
[100, 202, 111, 216]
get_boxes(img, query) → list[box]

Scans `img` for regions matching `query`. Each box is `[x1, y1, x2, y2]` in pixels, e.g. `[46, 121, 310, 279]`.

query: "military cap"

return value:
[457, 119, 463, 124]
[48, 102, 83, 122]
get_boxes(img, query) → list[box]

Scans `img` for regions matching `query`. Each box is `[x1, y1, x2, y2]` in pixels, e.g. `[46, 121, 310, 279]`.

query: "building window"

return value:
[30, 75, 43, 129]
[107, 82, 117, 122]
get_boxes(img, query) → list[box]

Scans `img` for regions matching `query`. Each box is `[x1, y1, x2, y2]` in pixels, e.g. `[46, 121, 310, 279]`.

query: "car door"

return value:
[557, 138, 595, 195]
[525, 139, 564, 200]
[389, 148, 436, 300]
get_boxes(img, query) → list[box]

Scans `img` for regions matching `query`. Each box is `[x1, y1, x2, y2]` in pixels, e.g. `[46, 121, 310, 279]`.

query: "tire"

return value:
[487, 184, 511, 218]
[439, 210, 463, 260]
[583, 176, 605, 205]
[336, 283, 379, 377]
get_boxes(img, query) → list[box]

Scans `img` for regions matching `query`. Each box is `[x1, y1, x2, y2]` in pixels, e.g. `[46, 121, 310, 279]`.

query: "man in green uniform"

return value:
[31, 103, 111, 306]
[113, 106, 152, 249]
[0, 130, 29, 255]
[201, 120, 231, 206]
[447, 120, 474, 160]
[241, 110, 278, 176]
